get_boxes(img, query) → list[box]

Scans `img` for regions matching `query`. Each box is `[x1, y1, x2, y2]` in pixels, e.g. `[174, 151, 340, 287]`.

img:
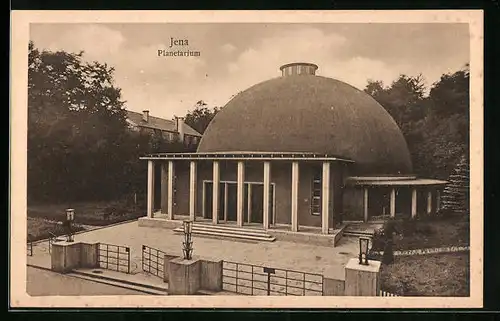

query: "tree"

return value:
[363, 65, 469, 180]
[412, 65, 469, 178]
[440, 155, 470, 215]
[184, 100, 221, 134]
[28, 41, 129, 202]
[428, 64, 469, 117]
[364, 74, 427, 131]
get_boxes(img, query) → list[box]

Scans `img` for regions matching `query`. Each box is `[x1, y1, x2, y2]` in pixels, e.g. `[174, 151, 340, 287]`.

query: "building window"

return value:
[311, 168, 321, 216]
[184, 135, 191, 146]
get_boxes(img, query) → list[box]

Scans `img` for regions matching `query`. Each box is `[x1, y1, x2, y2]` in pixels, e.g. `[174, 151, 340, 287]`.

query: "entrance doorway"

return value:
[203, 181, 275, 226]
[368, 187, 391, 219]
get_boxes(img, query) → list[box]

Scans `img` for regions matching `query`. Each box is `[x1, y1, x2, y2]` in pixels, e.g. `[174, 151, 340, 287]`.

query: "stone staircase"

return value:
[343, 222, 383, 238]
[69, 270, 168, 295]
[173, 223, 276, 242]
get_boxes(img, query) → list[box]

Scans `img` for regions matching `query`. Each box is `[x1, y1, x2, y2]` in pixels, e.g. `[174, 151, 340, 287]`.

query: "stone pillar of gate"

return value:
[167, 161, 175, 220]
[51, 241, 81, 273]
[291, 161, 300, 232]
[212, 161, 220, 224]
[321, 161, 330, 235]
[344, 258, 381, 296]
[147, 160, 155, 218]
[51, 241, 99, 274]
[200, 259, 223, 292]
[390, 188, 396, 218]
[237, 161, 245, 227]
[167, 257, 201, 295]
[263, 161, 271, 230]
[166, 257, 223, 294]
[189, 161, 197, 221]
[80, 242, 100, 269]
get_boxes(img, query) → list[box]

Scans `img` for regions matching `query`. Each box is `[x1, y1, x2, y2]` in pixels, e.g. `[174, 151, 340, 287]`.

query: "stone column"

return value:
[411, 188, 417, 218]
[344, 258, 381, 296]
[247, 184, 252, 223]
[436, 189, 441, 212]
[427, 190, 432, 215]
[189, 161, 197, 221]
[212, 161, 220, 224]
[167, 161, 175, 220]
[363, 187, 369, 222]
[147, 160, 155, 218]
[390, 188, 396, 218]
[160, 163, 168, 215]
[321, 161, 330, 235]
[263, 161, 271, 230]
[291, 161, 299, 232]
[237, 161, 245, 227]
[224, 183, 228, 222]
[202, 182, 206, 219]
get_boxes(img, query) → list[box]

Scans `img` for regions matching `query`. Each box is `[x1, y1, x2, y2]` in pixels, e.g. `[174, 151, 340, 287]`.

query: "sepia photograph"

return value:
[10, 10, 483, 308]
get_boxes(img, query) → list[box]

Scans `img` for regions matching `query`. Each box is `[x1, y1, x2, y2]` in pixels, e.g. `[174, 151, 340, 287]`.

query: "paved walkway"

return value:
[27, 266, 147, 296]
[30, 220, 360, 280]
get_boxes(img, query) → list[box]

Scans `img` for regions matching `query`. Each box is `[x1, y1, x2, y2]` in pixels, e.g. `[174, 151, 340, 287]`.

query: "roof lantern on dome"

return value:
[280, 62, 318, 77]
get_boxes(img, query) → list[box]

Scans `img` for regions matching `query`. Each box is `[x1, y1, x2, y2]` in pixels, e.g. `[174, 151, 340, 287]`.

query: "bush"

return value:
[27, 218, 85, 242]
[435, 208, 456, 219]
[399, 217, 415, 236]
[371, 218, 401, 252]
[370, 228, 386, 252]
[414, 223, 434, 236]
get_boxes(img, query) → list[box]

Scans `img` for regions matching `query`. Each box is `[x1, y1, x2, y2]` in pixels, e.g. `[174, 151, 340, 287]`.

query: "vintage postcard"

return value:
[10, 10, 483, 309]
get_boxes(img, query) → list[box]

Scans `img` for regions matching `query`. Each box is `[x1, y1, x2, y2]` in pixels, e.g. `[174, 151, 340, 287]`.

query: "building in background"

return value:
[138, 62, 447, 243]
[126, 110, 202, 147]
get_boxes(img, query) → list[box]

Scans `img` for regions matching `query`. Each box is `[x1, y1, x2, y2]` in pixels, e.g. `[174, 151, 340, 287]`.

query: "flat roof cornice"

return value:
[140, 152, 354, 162]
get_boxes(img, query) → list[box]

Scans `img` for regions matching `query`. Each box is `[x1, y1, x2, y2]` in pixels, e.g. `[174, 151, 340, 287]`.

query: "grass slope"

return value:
[27, 199, 145, 226]
[372, 216, 469, 251]
[27, 217, 85, 242]
[380, 252, 470, 296]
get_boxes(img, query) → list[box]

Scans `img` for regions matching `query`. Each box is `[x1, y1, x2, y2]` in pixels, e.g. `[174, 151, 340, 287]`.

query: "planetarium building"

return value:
[139, 63, 447, 243]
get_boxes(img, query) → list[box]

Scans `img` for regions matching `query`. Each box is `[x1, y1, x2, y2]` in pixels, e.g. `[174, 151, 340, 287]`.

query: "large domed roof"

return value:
[197, 63, 412, 175]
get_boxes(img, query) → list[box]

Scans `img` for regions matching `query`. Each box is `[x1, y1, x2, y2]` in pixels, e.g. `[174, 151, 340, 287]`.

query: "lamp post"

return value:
[182, 220, 193, 260]
[66, 208, 75, 242]
[359, 237, 370, 265]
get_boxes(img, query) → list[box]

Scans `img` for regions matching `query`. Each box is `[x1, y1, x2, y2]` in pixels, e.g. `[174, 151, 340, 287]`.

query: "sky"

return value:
[30, 23, 470, 120]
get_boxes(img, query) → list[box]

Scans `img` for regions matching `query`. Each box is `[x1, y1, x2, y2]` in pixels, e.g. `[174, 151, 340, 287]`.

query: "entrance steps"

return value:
[68, 269, 168, 295]
[342, 230, 374, 238]
[173, 223, 276, 242]
[343, 222, 383, 239]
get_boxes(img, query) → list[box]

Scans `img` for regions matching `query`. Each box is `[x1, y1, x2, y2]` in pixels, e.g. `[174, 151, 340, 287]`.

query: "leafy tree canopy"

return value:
[28, 41, 128, 151]
[184, 100, 221, 135]
[364, 64, 469, 179]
